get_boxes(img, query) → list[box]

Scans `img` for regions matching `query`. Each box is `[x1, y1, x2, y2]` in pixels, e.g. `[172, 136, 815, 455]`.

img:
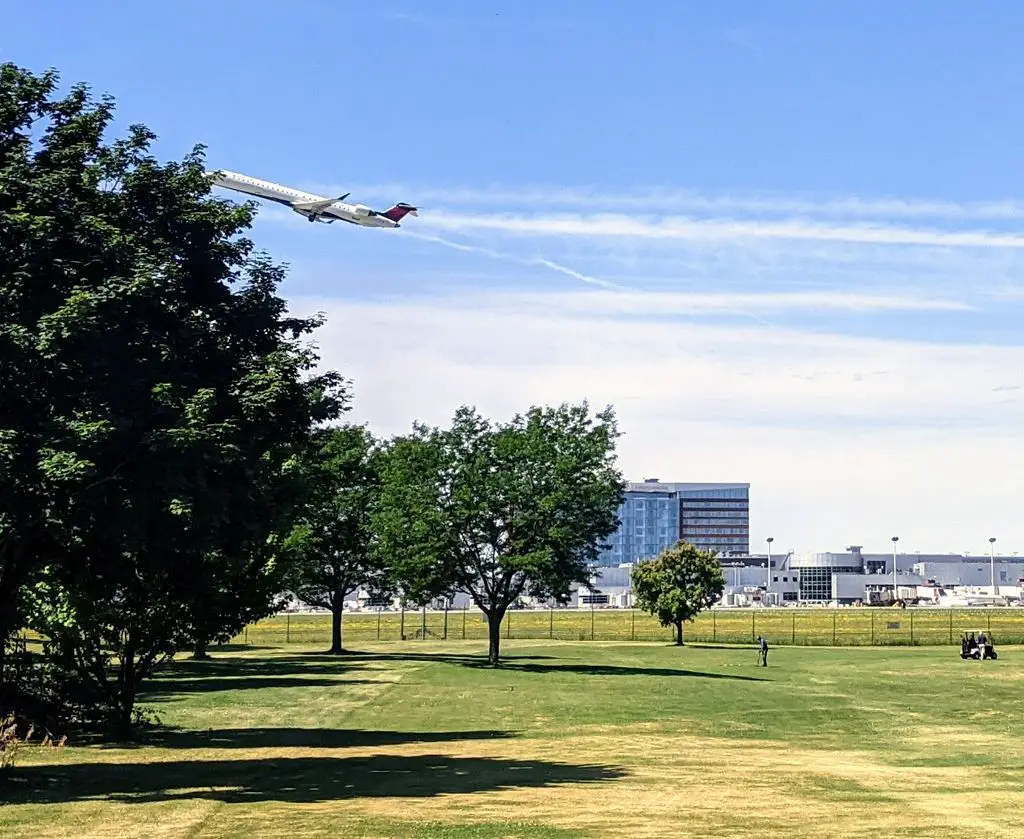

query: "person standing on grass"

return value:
[757, 635, 768, 666]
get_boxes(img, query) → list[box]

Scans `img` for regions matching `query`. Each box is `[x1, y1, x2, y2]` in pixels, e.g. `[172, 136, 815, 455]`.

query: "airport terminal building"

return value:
[693, 547, 1024, 607]
[583, 547, 1024, 609]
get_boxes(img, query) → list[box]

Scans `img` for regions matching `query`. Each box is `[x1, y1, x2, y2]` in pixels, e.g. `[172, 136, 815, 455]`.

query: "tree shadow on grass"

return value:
[117, 727, 515, 750]
[331, 652, 556, 666]
[139, 676, 380, 700]
[460, 661, 768, 681]
[155, 656, 374, 678]
[322, 651, 766, 680]
[205, 644, 278, 653]
[8, 754, 625, 805]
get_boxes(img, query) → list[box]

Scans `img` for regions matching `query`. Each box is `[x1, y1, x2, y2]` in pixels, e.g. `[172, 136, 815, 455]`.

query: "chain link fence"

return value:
[232, 607, 1024, 647]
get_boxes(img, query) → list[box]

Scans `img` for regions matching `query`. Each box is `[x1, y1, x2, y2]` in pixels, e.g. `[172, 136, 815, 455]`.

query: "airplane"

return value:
[205, 169, 418, 228]
[919, 585, 1012, 608]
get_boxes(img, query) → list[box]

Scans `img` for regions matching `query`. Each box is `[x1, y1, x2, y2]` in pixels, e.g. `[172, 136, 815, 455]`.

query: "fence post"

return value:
[591, 606, 595, 641]
[463, 605, 467, 639]
[871, 610, 874, 645]
[550, 607, 554, 639]
[244, 626, 248, 645]
[712, 610, 717, 642]
[948, 609, 953, 645]
[832, 611, 836, 645]
[377, 608, 381, 641]
[400, 604, 405, 640]
[988, 612, 991, 634]
[507, 610, 511, 639]
[444, 602, 449, 641]
[421, 605, 427, 640]
[631, 609, 635, 641]
[910, 611, 914, 645]
[286, 614, 291, 644]
[751, 611, 756, 642]
[791, 611, 795, 645]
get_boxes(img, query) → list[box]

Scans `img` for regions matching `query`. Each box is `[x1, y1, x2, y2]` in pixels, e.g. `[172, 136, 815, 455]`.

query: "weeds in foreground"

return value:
[1, 712, 67, 775]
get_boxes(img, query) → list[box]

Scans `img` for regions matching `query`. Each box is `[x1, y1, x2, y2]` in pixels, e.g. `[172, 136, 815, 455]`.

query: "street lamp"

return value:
[891, 536, 899, 604]
[766, 537, 774, 604]
[989, 537, 997, 596]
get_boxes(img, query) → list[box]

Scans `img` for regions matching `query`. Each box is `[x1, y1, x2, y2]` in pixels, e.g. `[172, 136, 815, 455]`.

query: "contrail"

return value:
[403, 230, 775, 327]
[403, 231, 624, 290]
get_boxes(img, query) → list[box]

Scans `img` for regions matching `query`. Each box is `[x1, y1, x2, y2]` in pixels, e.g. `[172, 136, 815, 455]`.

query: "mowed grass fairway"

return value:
[3, 641, 1024, 838]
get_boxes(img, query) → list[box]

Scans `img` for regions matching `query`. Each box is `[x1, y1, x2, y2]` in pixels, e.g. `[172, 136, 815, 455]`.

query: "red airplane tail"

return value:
[381, 202, 418, 222]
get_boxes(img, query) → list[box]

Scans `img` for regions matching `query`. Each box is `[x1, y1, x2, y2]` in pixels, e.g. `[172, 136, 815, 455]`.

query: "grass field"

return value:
[235, 606, 1024, 647]
[3, 639, 1024, 838]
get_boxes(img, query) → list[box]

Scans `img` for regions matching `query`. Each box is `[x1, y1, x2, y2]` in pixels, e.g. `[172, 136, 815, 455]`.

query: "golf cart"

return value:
[960, 630, 997, 660]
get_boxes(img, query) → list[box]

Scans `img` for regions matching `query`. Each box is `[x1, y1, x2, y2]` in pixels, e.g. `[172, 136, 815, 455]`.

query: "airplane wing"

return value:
[291, 193, 350, 211]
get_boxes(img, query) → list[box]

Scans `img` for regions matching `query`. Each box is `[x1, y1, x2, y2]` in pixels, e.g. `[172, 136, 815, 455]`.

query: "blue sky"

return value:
[6, 1, 1024, 553]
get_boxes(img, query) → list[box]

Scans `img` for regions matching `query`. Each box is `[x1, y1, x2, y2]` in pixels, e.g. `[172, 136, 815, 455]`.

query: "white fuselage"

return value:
[207, 170, 407, 228]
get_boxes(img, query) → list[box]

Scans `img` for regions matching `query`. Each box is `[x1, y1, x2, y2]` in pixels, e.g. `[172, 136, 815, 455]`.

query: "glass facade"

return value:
[798, 566, 861, 601]
[677, 486, 749, 556]
[598, 490, 680, 567]
[597, 481, 749, 566]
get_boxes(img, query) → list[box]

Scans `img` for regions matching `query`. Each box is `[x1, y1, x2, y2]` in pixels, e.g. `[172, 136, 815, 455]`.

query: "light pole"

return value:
[891, 536, 899, 604]
[766, 537, 774, 605]
[989, 537, 997, 596]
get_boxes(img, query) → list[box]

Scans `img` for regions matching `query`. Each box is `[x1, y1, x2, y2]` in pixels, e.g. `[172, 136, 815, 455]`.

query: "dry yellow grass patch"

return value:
[337, 727, 1024, 839]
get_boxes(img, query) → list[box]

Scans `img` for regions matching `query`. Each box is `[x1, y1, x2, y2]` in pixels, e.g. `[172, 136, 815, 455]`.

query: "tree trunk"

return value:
[114, 645, 137, 741]
[674, 620, 684, 646]
[330, 603, 344, 654]
[486, 610, 503, 666]
[192, 639, 209, 660]
[0, 586, 17, 685]
[113, 693, 135, 741]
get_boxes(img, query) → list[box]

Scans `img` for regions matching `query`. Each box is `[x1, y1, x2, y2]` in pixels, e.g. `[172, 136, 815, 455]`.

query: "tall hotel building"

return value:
[597, 479, 750, 567]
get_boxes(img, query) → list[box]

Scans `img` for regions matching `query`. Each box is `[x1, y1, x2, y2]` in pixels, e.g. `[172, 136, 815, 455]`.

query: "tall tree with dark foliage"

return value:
[0, 62, 346, 735]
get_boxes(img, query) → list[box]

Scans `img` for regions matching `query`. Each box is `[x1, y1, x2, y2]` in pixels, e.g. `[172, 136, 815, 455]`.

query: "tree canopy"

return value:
[373, 403, 625, 665]
[284, 425, 386, 654]
[1, 62, 346, 735]
[631, 542, 726, 646]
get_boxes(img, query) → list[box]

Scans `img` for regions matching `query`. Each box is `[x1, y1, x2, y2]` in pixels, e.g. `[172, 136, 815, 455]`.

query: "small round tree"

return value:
[631, 541, 726, 646]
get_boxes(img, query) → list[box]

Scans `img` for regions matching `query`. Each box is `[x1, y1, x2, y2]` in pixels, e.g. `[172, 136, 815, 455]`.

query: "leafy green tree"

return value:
[373, 403, 625, 666]
[284, 425, 386, 654]
[631, 542, 726, 646]
[0, 62, 105, 682]
[1, 63, 346, 734]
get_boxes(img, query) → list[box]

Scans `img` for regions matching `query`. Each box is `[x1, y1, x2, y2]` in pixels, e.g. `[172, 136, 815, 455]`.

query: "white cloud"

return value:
[303, 182, 1024, 221]
[420, 211, 1024, 250]
[294, 290, 1024, 552]
[417, 288, 973, 316]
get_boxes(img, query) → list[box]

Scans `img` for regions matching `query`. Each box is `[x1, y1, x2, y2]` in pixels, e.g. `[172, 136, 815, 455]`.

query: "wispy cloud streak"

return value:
[420, 212, 1024, 249]
[480, 289, 974, 316]
[308, 182, 1024, 221]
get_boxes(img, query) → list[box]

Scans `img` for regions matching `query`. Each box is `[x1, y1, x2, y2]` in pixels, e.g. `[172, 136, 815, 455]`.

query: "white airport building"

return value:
[575, 546, 1024, 609]
[280, 547, 1024, 613]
